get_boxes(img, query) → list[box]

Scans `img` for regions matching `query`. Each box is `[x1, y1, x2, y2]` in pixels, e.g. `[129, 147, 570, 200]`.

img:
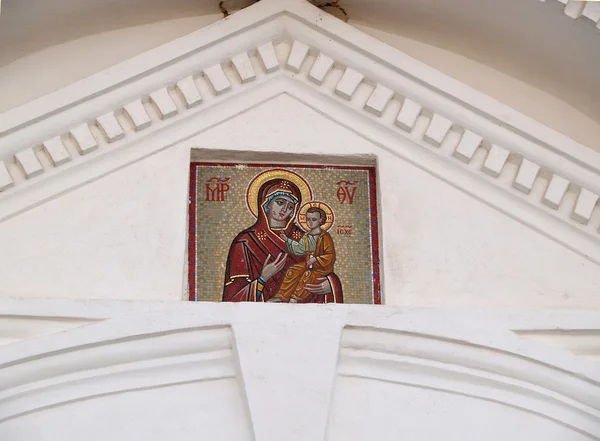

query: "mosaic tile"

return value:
[189, 162, 381, 304]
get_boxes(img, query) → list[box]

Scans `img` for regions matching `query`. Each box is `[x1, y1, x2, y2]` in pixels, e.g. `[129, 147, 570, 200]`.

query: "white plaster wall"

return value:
[0, 144, 191, 301]
[0, 94, 598, 308]
[1, 302, 599, 441]
[327, 376, 592, 441]
[1, 380, 252, 441]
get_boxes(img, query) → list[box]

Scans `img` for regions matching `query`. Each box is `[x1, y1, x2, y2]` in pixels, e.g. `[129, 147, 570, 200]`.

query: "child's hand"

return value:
[307, 256, 317, 266]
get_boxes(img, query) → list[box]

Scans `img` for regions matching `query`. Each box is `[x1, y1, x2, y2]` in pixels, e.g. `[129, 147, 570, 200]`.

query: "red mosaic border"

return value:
[188, 161, 382, 304]
[188, 164, 198, 301]
[368, 167, 381, 304]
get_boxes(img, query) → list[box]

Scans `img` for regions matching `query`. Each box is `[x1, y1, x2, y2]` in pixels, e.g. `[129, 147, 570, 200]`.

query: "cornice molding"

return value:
[0, 325, 235, 423]
[0, 302, 599, 441]
[547, 0, 600, 28]
[0, 0, 599, 264]
[340, 325, 600, 440]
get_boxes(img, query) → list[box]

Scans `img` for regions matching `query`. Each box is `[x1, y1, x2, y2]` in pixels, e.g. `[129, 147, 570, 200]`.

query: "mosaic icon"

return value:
[189, 162, 381, 304]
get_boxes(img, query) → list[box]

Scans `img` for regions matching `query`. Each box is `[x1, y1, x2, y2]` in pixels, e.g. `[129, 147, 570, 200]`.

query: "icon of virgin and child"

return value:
[222, 169, 343, 303]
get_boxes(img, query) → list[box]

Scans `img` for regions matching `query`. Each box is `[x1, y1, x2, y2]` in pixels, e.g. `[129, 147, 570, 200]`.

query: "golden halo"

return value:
[298, 201, 334, 232]
[246, 169, 313, 218]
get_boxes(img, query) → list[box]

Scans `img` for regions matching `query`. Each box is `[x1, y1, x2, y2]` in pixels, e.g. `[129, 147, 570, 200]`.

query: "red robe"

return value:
[222, 178, 343, 303]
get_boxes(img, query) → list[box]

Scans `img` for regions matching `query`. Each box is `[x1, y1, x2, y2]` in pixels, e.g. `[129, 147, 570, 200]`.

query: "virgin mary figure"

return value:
[222, 169, 343, 303]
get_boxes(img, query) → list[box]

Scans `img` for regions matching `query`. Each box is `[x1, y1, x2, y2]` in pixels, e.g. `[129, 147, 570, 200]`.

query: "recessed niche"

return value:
[188, 149, 381, 304]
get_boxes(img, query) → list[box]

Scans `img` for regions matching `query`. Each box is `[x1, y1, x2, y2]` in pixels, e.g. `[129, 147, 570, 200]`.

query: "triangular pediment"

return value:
[0, 0, 599, 268]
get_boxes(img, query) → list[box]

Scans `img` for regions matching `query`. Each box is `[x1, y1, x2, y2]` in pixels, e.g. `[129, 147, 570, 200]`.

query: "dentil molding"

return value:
[0, 0, 599, 265]
[546, 0, 600, 28]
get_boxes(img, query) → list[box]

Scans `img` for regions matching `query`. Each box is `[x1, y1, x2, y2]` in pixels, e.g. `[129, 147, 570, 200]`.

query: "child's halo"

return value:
[297, 201, 335, 232]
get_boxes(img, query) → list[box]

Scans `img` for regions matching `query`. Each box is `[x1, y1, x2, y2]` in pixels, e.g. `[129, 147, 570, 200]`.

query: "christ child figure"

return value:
[271, 205, 336, 303]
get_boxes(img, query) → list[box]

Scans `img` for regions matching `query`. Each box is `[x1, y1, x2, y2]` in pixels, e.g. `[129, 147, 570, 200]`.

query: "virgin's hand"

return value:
[304, 277, 332, 295]
[260, 253, 287, 281]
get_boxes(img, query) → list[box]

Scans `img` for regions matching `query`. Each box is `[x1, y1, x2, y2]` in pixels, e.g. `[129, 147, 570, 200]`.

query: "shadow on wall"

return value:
[218, 0, 349, 21]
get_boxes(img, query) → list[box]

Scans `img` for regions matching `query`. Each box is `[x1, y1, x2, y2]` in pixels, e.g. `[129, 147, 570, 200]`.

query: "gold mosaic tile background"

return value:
[191, 163, 379, 304]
